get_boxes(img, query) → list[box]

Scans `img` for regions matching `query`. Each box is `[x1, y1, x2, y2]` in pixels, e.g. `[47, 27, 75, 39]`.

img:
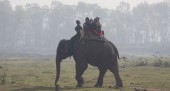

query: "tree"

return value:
[0, 0, 13, 48]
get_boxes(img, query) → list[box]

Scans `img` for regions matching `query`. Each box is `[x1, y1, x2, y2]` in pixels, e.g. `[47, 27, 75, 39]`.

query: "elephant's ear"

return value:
[57, 40, 71, 59]
[57, 40, 67, 55]
[64, 41, 70, 54]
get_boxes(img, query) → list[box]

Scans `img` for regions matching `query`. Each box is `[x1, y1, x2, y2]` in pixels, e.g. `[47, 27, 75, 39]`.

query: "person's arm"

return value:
[75, 26, 78, 32]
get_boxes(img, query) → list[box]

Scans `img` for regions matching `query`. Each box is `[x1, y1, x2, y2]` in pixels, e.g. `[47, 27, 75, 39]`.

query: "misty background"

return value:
[0, 0, 170, 57]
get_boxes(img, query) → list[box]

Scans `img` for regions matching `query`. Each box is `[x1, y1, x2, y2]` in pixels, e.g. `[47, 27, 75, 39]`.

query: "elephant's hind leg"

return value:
[75, 63, 88, 87]
[94, 68, 107, 87]
[109, 60, 123, 88]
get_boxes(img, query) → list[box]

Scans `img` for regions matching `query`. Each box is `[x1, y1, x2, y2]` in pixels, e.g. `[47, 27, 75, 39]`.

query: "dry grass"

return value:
[0, 56, 170, 91]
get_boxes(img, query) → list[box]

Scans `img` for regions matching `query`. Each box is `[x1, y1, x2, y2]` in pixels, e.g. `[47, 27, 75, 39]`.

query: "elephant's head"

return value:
[56, 39, 71, 59]
[55, 39, 71, 86]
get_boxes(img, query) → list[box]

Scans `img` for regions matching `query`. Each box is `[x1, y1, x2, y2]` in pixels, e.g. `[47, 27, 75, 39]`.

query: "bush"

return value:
[135, 57, 148, 67]
[153, 59, 170, 67]
[0, 72, 7, 84]
[153, 59, 163, 67]
[135, 61, 147, 67]
[0, 66, 2, 69]
[163, 61, 170, 67]
[0, 66, 7, 84]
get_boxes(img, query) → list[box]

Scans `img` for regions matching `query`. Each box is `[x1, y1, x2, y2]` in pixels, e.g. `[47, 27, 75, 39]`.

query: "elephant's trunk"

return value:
[55, 57, 61, 86]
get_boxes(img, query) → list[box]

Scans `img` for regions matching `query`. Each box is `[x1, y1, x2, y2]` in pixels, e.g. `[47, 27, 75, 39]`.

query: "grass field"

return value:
[0, 56, 170, 91]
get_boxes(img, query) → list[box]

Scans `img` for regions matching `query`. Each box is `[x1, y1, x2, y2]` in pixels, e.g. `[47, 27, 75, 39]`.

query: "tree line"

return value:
[0, 0, 169, 55]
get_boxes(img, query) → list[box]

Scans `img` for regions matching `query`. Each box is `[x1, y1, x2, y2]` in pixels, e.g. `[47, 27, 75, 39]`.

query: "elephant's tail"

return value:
[108, 41, 120, 59]
[115, 46, 120, 59]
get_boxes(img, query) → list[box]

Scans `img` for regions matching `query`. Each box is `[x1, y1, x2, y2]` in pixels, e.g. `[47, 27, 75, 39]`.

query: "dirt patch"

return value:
[134, 87, 167, 91]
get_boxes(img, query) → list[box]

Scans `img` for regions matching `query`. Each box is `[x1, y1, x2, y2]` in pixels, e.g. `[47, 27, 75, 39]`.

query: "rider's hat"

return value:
[95, 17, 100, 20]
[76, 20, 80, 24]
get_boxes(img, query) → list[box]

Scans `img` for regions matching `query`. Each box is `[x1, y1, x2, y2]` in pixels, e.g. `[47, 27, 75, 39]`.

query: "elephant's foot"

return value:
[113, 85, 123, 89]
[76, 84, 83, 88]
[75, 77, 84, 88]
[55, 84, 61, 91]
[76, 77, 84, 85]
[94, 84, 103, 88]
[79, 77, 84, 84]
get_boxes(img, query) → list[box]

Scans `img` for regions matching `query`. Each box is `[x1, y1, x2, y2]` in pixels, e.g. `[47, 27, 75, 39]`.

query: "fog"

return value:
[0, 0, 170, 57]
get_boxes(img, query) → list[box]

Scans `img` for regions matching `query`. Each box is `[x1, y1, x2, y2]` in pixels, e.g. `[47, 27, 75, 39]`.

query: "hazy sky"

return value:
[8, 0, 164, 9]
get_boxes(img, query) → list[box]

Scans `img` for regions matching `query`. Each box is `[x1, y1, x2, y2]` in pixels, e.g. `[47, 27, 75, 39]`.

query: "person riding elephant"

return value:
[91, 17, 102, 36]
[75, 20, 82, 36]
[94, 17, 103, 37]
[79, 17, 91, 43]
[90, 18, 94, 24]
[91, 18, 98, 35]
[69, 20, 82, 54]
[95, 17, 102, 31]
[83, 17, 91, 32]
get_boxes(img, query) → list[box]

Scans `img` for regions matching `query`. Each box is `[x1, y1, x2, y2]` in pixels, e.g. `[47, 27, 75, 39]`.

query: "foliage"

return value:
[153, 59, 170, 67]
[119, 56, 170, 68]
[163, 61, 170, 67]
[0, 66, 7, 85]
[134, 57, 148, 66]
[0, 1, 170, 54]
[135, 61, 148, 67]
[153, 59, 163, 67]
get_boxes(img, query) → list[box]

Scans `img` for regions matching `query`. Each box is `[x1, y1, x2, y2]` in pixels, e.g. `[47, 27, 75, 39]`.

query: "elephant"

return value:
[55, 37, 123, 88]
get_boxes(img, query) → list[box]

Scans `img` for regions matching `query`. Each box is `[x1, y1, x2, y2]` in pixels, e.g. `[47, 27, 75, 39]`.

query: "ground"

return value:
[0, 56, 170, 91]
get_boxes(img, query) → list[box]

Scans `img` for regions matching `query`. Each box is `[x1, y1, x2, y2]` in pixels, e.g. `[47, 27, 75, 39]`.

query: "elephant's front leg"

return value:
[95, 68, 107, 87]
[75, 63, 88, 87]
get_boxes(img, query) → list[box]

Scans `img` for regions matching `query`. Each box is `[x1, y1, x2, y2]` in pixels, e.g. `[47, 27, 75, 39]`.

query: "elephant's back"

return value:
[86, 41, 116, 66]
[87, 40, 114, 53]
[73, 39, 116, 66]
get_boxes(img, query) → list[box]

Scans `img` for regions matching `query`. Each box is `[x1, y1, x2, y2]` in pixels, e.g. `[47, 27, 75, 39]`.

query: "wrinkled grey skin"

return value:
[55, 38, 123, 88]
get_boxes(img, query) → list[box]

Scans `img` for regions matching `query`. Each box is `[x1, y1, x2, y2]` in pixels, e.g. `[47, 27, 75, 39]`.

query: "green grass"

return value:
[0, 56, 170, 91]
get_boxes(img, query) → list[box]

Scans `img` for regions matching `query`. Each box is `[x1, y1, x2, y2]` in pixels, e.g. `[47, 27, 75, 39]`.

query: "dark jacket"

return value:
[83, 22, 91, 31]
[91, 22, 97, 30]
[75, 25, 82, 36]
